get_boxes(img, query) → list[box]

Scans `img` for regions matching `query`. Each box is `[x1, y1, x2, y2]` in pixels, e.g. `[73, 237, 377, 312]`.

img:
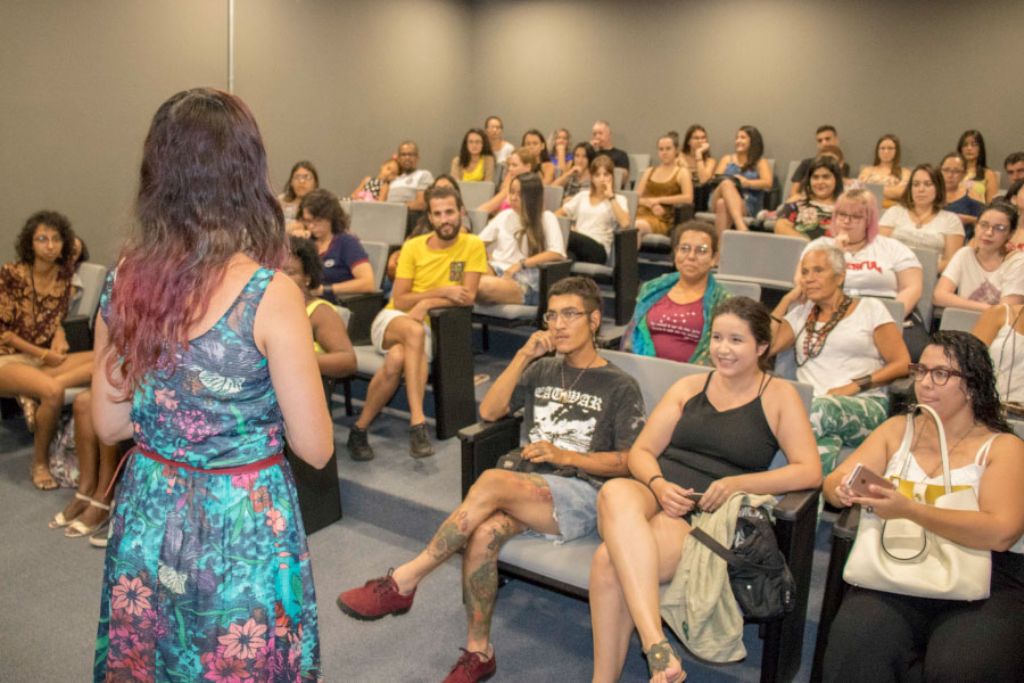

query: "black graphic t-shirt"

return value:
[512, 357, 646, 484]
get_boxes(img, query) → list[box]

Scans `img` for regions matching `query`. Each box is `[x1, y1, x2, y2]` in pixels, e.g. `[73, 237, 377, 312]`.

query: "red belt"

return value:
[105, 447, 284, 498]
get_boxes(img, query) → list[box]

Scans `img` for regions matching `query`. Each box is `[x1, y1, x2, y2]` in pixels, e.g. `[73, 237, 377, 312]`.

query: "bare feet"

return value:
[31, 463, 58, 491]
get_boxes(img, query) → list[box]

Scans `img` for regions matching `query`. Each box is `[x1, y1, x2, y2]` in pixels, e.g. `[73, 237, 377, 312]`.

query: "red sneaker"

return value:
[443, 648, 496, 683]
[336, 569, 415, 620]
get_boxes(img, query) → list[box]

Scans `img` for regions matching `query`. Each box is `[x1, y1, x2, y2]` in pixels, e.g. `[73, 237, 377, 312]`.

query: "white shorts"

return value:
[370, 309, 433, 363]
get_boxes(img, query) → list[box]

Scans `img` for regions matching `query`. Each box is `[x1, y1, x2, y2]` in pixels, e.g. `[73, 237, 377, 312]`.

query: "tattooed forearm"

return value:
[428, 510, 470, 561]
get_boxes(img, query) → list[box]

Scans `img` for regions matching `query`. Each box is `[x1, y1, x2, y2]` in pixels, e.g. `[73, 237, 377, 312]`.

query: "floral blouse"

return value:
[778, 200, 833, 240]
[0, 262, 71, 355]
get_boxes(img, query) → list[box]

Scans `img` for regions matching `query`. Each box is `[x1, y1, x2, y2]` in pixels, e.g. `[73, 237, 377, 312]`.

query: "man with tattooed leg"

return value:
[337, 276, 646, 683]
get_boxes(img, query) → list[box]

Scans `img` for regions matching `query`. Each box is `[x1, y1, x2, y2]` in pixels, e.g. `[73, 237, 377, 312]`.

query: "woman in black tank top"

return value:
[589, 297, 822, 683]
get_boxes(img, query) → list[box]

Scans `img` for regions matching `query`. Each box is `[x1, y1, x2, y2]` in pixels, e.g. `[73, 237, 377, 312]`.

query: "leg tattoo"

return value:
[465, 516, 521, 643]
[428, 510, 471, 562]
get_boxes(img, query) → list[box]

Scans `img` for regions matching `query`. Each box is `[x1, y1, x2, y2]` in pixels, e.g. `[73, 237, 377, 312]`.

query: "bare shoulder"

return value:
[988, 431, 1024, 461]
[253, 272, 306, 346]
[667, 372, 709, 403]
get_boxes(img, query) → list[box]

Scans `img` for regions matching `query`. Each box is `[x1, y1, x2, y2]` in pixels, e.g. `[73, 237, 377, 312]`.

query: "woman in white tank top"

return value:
[972, 302, 1024, 404]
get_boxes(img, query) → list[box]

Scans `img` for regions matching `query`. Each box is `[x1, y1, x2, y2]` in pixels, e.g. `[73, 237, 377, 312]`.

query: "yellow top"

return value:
[305, 298, 333, 354]
[389, 232, 488, 311]
[461, 157, 485, 182]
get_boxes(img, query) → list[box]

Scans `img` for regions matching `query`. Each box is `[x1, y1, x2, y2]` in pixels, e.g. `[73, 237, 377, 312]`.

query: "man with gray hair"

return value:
[590, 120, 630, 187]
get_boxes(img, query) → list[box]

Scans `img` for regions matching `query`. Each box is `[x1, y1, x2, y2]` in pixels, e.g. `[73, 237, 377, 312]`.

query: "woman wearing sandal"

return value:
[47, 390, 118, 542]
[0, 210, 95, 491]
[589, 297, 821, 683]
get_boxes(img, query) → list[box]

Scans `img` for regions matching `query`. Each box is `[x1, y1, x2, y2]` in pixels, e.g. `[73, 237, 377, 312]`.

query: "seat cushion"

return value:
[354, 346, 383, 376]
[473, 303, 537, 321]
[499, 532, 601, 593]
[571, 263, 613, 277]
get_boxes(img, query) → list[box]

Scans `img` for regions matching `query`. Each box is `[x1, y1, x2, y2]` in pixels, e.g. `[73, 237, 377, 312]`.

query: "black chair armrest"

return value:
[335, 291, 385, 346]
[613, 228, 639, 325]
[832, 504, 861, 540]
[458, 412, 523, 497]
[536, 260, 574, 324]
[62, 314, 92, 352]
[773, 488, 818, 523]
[429, 306, 476, 440]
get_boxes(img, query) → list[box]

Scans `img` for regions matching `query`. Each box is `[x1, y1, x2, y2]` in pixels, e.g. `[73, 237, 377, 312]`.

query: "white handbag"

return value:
[843, 404, 991, 601]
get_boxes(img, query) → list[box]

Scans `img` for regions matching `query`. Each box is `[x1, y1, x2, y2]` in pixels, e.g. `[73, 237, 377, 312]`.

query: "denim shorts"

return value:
[491, 265, 539, 307]
[529, 473, 599, 544]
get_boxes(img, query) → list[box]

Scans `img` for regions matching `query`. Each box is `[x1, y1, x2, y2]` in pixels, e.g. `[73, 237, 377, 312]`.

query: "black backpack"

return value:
[690, 505, 795, 620]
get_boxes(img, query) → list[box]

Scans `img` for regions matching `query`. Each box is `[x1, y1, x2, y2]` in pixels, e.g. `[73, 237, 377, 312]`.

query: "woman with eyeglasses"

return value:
[934, 202, 1024, 312]
[623, 221, 728, 364]
[880, 164, 965, 273]
[771, 244, 911, 474]
[591, 296, 822, 683]
[938, 153, 985, 238]
[1, 211, 94, 490]
[297, 188, 376, 301]
[279, 160, 319, 230]
[822, 331, 1024, 682]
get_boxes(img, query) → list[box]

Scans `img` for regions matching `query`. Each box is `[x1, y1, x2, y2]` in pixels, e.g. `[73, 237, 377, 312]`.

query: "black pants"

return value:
[824, 551, 1024, 682]
[567, 231, 607, 264]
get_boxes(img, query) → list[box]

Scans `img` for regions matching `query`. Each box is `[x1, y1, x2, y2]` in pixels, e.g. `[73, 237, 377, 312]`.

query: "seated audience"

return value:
[822, 331, 1024, 682]
[789, 125, 851, 198]
[297, 189, 376, 300]
[390, 141, 435, 230]
[285, 236, 357, 379]
[771, 245, 911, 474]
[351, 158, 399, 202]
[1004, 151, 1024, 185]
[478, 147, 539, 216]
[880, 164, 964, 272]
[590, 120, 630, 187]
[590, 296, 821, 683]
[477, 173, 566, 306]
[450, 128, 495, 182]
[634, 134, 694, 238]
[347, 185, 487, 461]
[279, 160, 319, 229]
[0, 211, 95, 490]
[934, 202, 1023, 311]
[624, 221, 727, 364]
[522, 129, 556, 185]
[339, 277, 645, 683]
[973, 302, 1024, 404]
[549, 128, 572, 177]
[774, 157, 843, 240]
[484, 115, 514, 165]
[711, 125, 772, 234]
[939, 152, 985, 238]
[47, 390, 118, 545]
[679, 124, 716, 211]
[857, 134, 910, 209]
[958, 129, 999, 202]
[556, 156, 630, 264]
[552, 142, 595, 201]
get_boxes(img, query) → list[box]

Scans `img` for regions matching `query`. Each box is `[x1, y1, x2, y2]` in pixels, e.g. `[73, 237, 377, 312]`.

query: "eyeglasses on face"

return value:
[677, 244, 711, 256]
[976, 220, 1010, 234]
[834, 210, 866, 222]
[908, 363, 963, 386]
[34, 235, 64, 245]
[542, 308, 589, 325]
[292, 173, 314, 182]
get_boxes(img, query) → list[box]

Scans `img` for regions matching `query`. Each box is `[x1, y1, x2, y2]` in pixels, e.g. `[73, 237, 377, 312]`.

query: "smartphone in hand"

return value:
[845, 463, 895, 498]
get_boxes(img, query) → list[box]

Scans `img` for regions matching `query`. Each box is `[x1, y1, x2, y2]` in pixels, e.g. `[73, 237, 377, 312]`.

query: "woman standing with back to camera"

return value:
[91, 88, 332, 681]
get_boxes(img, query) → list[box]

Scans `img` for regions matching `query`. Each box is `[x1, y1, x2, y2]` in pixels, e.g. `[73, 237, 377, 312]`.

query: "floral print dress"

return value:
[94, 268, 321, 682]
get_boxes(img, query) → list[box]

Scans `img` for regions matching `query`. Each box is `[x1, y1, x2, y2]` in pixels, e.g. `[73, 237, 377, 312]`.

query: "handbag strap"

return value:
[912, 404, 953, 493]
[690, 526, 784, 573]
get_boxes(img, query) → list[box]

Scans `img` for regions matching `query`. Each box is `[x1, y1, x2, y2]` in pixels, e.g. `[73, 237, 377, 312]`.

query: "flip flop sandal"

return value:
[645, 640, 686, 683]
[65, 497, 112, 538]
[49, 491, 92, 528]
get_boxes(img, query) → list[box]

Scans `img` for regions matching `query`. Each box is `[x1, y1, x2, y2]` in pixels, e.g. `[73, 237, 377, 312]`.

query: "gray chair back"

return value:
[718, 231, 807, 290]
[468, 208, 489, 232]
[717, 277, 762, 302]
[785, 160, 802, 190]
[865, 183, 885, 210]
[874, 297, 904, 324]
[543, 185, 564, 213]
[360, 240, 389, 290]
[613, 167, 627, 190]
[458, 180, 495, 210]
[628, 153, 651, 187]
[619, 190, 638, 224]
[349, 201, 408, 246]
[939, 306, 982, 333]
[556, 215, 571, 246]
[67, 262, 108, 321]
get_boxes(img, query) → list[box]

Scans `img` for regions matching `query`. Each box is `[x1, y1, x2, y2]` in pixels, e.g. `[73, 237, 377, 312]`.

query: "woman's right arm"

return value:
[933, 275, 989, 312]
[697, 156, 716, 184]
[769, 297, 799, 353]
[477, 181, 509, 215]
[310, 304, 356, 379]
[883, 168, 910, 200]
[449, 157, 461, 179]
[894, 266, 923, 319]
[823, 416, 902, 507]
[256, 274, 333, 468]
[350, 176, 370, 199]
[90, 316, 134, 444]
[971, 303, 1007, 345]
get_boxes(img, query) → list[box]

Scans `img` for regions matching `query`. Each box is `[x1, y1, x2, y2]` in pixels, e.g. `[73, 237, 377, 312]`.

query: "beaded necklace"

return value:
[796, 294, 853, 367]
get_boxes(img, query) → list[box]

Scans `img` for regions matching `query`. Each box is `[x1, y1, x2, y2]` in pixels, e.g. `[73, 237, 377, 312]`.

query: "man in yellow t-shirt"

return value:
[349, 185, 487, 461]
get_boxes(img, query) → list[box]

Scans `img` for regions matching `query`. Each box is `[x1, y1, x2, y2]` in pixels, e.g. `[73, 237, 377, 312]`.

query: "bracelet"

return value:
[852, 374, 873, 391]
[647, 474, 665, 489]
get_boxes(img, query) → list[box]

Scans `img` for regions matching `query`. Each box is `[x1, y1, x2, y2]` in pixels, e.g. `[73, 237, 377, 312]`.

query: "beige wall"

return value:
[470, 0, 1024, 181]
[3, 0, 1022, 265]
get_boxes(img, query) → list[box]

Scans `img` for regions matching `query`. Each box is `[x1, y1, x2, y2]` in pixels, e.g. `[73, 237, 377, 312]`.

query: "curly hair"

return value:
[288, 236, 323, 291]
[299, 188, 349, 235]
[927, 331, 1011, 433]
[16, 210, 75, 267]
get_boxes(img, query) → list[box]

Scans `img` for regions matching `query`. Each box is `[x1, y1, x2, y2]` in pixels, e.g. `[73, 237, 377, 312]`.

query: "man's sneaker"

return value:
[336, 569, 415, 620]
[347, 426, 374, 461]
[409, 422, 434, 459]
[443, 648, 496, 683]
